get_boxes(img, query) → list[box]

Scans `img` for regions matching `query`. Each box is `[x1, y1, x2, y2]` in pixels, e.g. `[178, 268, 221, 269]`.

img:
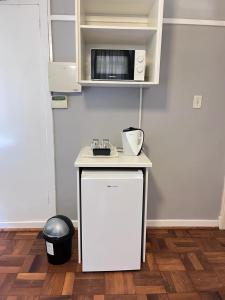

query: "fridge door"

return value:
[81, 170, 143, 272]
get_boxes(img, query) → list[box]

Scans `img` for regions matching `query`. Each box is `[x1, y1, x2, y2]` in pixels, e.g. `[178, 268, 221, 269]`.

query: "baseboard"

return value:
[147, 219, 218, 227]
[219, 178, 225, 230]
[0, 219, 218, 229]
[0, 221, 46, 229]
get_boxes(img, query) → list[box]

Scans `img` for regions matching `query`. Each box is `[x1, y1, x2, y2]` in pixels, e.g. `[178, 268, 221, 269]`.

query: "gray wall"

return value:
[143, 25, 225, 219]
[164, 0, 225, 20]
[52, 1, 225, 220]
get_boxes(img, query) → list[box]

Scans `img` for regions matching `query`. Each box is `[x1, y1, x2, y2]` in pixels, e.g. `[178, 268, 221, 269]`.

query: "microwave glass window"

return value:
[91, 49, 135, 80]
[96, 55, 128, 76]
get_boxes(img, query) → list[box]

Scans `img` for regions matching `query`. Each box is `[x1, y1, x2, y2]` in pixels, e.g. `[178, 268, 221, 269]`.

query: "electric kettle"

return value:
[122, 127, 144, 156]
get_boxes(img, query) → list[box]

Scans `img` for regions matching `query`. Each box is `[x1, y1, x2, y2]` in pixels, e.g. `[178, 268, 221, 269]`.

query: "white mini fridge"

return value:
[81, 170, 143, 272]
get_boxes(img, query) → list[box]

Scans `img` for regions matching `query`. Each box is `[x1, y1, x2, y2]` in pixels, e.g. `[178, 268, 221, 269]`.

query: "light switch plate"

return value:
[193, 95, 202, 109]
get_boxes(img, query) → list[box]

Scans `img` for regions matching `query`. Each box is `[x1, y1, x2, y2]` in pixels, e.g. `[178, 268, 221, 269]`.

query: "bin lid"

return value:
[43, 217, 70, 238]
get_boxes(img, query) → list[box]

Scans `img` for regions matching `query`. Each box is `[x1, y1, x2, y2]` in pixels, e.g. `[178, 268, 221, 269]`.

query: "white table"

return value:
[74, 146, 152, 264]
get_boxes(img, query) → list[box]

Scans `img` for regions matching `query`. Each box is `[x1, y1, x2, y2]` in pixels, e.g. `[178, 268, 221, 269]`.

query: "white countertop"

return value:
[74, 146, 152, 168]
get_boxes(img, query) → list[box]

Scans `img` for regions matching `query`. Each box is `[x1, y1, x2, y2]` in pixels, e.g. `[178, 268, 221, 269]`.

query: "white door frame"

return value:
[39, 0, 56, 218]
[219, 177, 225, 229]
[0, 0, 56, 227]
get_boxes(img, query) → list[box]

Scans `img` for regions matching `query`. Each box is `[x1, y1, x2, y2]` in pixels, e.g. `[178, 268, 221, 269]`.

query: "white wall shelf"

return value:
[80, 25, 157, 30]
[80, 25, 157, 45]
[77, 0, 164, 87]
[80, 0, 159, 25]
[80, 80, 155, 88]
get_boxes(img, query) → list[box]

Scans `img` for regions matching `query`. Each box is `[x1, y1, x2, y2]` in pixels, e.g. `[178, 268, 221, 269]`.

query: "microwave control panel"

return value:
[134, 50, 146, 81]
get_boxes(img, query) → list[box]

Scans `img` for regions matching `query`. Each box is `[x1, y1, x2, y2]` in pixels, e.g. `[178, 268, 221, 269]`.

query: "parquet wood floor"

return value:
[1, 228, 225, 299]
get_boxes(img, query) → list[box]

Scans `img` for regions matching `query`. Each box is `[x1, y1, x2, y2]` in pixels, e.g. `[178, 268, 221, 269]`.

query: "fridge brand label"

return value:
[107, 185, 119, 188]
[46, 241, 54, 255]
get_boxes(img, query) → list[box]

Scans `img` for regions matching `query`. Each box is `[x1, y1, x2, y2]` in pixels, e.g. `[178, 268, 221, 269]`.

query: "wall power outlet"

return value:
[193, 95, 202, 109]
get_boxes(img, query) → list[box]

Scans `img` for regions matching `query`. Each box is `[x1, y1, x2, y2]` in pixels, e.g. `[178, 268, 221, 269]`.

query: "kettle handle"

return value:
[137, 129, 144, 155]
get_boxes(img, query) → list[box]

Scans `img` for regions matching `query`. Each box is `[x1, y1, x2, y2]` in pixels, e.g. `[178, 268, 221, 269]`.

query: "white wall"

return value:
[0, 1, 56, 227]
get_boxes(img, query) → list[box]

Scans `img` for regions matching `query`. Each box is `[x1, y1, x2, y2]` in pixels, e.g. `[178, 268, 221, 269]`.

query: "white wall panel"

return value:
[0, 4, 55, 224]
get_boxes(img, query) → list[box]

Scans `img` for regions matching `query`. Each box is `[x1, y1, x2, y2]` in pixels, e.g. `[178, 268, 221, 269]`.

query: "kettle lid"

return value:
[123, 127, 140, 132]
[123, 127, 144, 134]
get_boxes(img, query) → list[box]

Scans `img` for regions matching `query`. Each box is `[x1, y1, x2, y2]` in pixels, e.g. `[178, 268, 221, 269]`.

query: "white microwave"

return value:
[91, 49, 146, 81]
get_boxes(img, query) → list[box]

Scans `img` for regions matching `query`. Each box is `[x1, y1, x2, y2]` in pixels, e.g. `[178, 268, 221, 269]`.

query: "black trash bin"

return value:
[43, 215, 74, 265]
